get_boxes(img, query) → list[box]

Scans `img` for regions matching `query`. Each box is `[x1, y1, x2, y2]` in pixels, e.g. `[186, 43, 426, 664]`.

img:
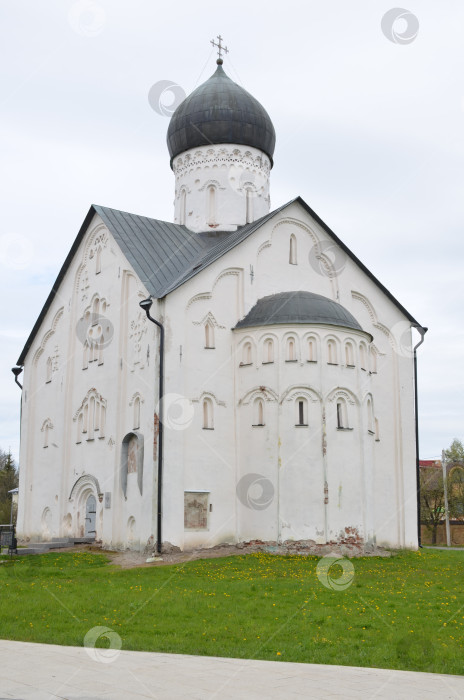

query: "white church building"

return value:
[14, 51, 425, 552]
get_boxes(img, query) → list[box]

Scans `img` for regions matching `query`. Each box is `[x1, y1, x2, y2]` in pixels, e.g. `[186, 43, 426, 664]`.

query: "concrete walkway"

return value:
[0, 640, 463, 699]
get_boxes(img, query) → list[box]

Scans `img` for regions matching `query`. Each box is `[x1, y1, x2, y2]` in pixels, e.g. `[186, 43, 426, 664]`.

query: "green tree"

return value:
[443, 439, 464, 519]
[444, 438, 464, 465]
[448, 466, 464, 519]
[0, 449, 18, 524]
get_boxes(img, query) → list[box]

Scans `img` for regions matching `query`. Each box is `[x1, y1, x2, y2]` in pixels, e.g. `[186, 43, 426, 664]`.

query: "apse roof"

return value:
[234, 291, 366, 333]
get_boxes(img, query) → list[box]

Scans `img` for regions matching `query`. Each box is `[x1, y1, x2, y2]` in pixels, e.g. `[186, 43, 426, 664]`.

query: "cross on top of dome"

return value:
[210, 34, 229, 64]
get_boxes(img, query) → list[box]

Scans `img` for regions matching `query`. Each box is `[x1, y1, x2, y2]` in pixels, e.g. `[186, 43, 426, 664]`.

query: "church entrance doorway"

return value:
[85, 494, 96, 538]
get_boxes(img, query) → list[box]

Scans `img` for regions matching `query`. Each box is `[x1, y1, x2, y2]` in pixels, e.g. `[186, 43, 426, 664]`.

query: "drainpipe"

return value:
[412, 324, 428, 548]
[12, 366, 23, 389]
[140, 298, 164, 555]
[321, 407, 329, 543]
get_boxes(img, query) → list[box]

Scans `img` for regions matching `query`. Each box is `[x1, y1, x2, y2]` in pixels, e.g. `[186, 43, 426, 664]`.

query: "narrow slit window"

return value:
[367, 398, 374, 432]
[242, 342, 252, 365]
[263, 339, 274, 363]
[254, 398, 264, 426]
[95, 247, 102, 274]
[345, 342, 354, 366]
[287, 339, 296, 361]
[337, 402, 343, 428]
[296, 398, 308, 426]
[83, 341, 89, 370]
[203, 398, 214, 429]
[46, 357, 52, 383]
[43, 421, 51, 448]
[308, 339, 316, 362]
[246, 188, 253, 224]
[289, 234, 297, 264]
[360, 344, 367, 370]
[88, 396, 95, 440]
[94, 401, 100, 432]
[205, 322, 215, 349]
[97, 336, 104, 365]
[77, 414, 83, 444]
[207, 186, 216, 225]
[328, 340, 338, 364]
[133, 396, 140, 430]
[180, 189, 186, 226]
[336, 400, 349, 429]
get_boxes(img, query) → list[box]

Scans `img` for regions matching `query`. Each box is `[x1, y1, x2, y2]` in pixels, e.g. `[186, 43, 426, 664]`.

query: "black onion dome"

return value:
[235, 291, 367, 334]
[167, 62, 276, 168]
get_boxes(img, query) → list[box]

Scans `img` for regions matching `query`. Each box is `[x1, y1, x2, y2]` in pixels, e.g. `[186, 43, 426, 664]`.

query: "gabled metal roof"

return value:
[16, 196, 421, 366]
[94, 203, 287, 299]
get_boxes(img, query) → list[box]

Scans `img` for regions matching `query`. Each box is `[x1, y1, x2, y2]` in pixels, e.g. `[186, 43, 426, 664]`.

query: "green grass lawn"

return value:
[0, 549, 463, 675]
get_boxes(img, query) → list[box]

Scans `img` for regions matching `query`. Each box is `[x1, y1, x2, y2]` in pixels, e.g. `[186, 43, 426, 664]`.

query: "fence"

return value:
[421, 521, 464, 546]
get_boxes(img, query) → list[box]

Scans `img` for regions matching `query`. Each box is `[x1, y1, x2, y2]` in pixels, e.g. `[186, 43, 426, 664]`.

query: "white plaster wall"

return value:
[172, 144, 271, 232]
[17, 198, 418, 552]
[17, 215, 158, 551]
[161, 199, 418, 550]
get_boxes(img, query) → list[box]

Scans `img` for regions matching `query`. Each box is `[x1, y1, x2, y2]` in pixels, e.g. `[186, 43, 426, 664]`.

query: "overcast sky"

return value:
[1, 0, 463, 463]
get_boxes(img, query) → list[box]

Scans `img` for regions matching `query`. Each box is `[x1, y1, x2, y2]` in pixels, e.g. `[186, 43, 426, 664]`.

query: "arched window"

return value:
[360, 343, 367, 371]
[75, 390, 106, 444]
[289, 234, 297, 265]
[92, 296, 100, 318]
[42, 419, 52, 448]
[336, 399, 348, 429]
[202, 398, 214, 429]
[375, 417, 380, 441]
[308, 338, 317, 362]
[88, 335, 96, 363]
[296, 398, 308, 426]
[241, 342, 252, 365]
[286, 338, 296, 361]
[100, 404, 106, 437]
[46, 357, 52, 383]
[77, 414, 83, 444]
[327, 339, 338, 365]
[88, 395, 95, 439]
[180, 189, 186, 226]
[83, 404, 89, 434]
[207, 185, 216, 225]
[205, 322, 215, 349]
[95, 247, 102, 274]
[97, 336, 104, 365]
[370, 348, 377, 373]
[263, 339, 274, 364]
[253, 398, 265, 426]
[133, 396, 140, 430]
[83, 341, 89, 370]
[245, 188, 253, 224]
[345, 342, 354, 367]
[367, 398, 374, 432]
